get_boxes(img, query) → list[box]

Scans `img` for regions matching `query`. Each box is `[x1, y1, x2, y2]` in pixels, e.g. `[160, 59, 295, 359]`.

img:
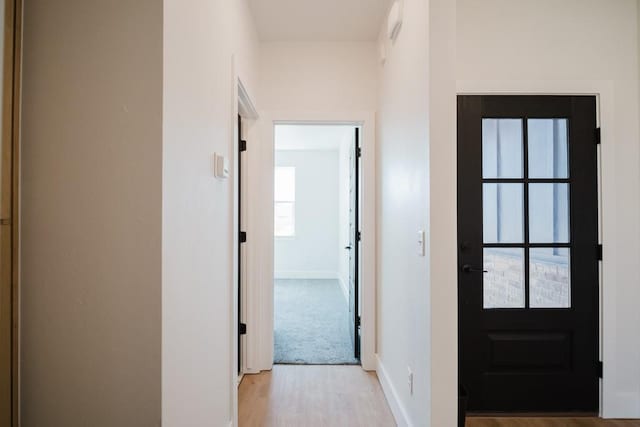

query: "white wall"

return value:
[375, 0, 431, 425]
[249, 39, 379, 371]
[21, 1, 162, 425]
[258, 42, 378, 111]
[456, 0, 640, 418]
[274, 150, 340, 278]
[379, 0, 640, 423]
[162, 0, 259, 425]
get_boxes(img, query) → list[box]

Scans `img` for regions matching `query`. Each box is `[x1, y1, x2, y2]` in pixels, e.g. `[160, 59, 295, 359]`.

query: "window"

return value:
[274, 167, 295, 237]
[481, 118, 571, 309]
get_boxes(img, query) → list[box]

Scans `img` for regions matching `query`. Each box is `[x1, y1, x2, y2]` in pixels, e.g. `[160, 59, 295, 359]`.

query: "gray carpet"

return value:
[274, 279, 359, 365]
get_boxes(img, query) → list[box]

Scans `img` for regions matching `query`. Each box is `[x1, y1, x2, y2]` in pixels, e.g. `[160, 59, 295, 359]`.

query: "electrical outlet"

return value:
[407, 367, 414, 395]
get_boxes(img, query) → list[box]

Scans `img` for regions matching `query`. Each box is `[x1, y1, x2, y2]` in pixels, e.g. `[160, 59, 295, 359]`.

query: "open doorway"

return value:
[273, 124, 361, 365]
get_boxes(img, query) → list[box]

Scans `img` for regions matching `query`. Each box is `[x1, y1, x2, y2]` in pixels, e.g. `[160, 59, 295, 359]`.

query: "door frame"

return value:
[245, 110, 376, 372]
[454, 80, 618, 417]
[230, 62, 259, 427]
[0, 0, 22, 425]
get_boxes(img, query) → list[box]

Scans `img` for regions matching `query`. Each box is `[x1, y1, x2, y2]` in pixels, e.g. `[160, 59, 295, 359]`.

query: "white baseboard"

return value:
[274, 270, 339, 280]
[602, 390, 640, 418]
[376, 355, 412, 427]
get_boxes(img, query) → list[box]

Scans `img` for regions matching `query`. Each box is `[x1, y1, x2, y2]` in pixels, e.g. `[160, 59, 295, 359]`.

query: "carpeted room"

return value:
[273, 124, 360, 365]
[274, 279, 358, 364]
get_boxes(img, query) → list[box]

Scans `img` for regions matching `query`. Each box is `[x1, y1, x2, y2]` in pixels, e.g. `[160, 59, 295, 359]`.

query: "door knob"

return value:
[462, 264, 488, 273]
[345, 245, 352, 250]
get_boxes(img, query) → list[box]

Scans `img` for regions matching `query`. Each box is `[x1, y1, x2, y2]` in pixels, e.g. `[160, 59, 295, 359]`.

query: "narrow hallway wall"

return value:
[21, 1, 163, 425]
[375, 0, 431, 424]
[163, 0, 260, 425]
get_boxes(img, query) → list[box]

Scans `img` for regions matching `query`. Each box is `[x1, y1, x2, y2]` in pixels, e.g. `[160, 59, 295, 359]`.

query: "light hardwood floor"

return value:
[467, 417, 640, 427]
[238, 364, 396, 427]
[238, 366, 640, 427]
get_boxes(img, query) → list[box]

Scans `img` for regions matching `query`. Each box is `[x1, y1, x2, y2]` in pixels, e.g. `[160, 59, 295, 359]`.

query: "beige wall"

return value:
[21, 1, 163, 425]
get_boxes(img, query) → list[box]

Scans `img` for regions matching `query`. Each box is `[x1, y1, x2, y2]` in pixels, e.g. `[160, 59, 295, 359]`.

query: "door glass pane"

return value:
[530, 248, 570, 308]
[483, 248, 525, 308]
[528, 119, 569, 179]
[482, 119, 523, 179]
[483, 183, 524, 243]
[529, 183, 569, 243]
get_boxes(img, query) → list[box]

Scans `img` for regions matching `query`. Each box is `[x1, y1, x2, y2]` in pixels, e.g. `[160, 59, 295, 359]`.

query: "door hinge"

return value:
[239, 323, 247, 335]
[355, 316, 361, 328]
[595, 128, 601, 145]
[597, 244, 603, 261]
[239, 231, 247, 243]
[597, 360, 603, 378]
[356, 147, 362, 158]
[239, 139, 247, 152]
[357, 231, 361, 242]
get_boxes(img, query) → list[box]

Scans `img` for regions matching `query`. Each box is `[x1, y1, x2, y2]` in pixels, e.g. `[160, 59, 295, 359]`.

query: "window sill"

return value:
[275, 235, 296, 240]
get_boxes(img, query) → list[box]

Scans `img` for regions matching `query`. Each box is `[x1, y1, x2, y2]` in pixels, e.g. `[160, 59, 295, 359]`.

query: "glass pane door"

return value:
[482, 118, 571, 309]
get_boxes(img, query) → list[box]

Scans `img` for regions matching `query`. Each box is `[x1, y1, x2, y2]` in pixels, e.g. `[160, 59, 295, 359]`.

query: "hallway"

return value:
[238, 365, 395, 426]
[10, 0, 640, 425]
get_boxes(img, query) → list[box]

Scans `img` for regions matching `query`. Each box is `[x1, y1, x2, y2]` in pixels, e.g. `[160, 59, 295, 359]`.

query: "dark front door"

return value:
[457, 96, 599, 412]
[348, 127, 361, 360]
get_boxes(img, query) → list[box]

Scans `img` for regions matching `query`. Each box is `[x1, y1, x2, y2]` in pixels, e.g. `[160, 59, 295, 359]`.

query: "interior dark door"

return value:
[237, 115, 247, 373]
[458, 96, 599, 412]
[348, 127, 361, 359]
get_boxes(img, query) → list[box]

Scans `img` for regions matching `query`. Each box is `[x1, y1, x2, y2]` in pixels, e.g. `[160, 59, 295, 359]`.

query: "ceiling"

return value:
[275, 125, 354, 151]
[248, 0, 392, 42]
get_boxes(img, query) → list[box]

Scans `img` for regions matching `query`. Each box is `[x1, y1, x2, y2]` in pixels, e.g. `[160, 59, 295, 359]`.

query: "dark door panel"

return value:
[349, 127, 361, 359]
[458, 95, 599, 412]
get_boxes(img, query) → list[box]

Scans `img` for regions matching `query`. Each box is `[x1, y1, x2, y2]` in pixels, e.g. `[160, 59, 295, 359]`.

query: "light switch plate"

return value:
[213, 153, 229, 179]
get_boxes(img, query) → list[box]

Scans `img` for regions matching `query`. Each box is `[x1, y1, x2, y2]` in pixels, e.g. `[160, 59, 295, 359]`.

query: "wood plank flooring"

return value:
[238, 364, 396, 427]
[467, 417, 640, 427]
[238, 365, 640, 427]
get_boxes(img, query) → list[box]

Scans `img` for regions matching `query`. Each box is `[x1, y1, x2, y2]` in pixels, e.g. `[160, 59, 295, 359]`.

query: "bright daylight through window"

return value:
[274, 166, 296, 237]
